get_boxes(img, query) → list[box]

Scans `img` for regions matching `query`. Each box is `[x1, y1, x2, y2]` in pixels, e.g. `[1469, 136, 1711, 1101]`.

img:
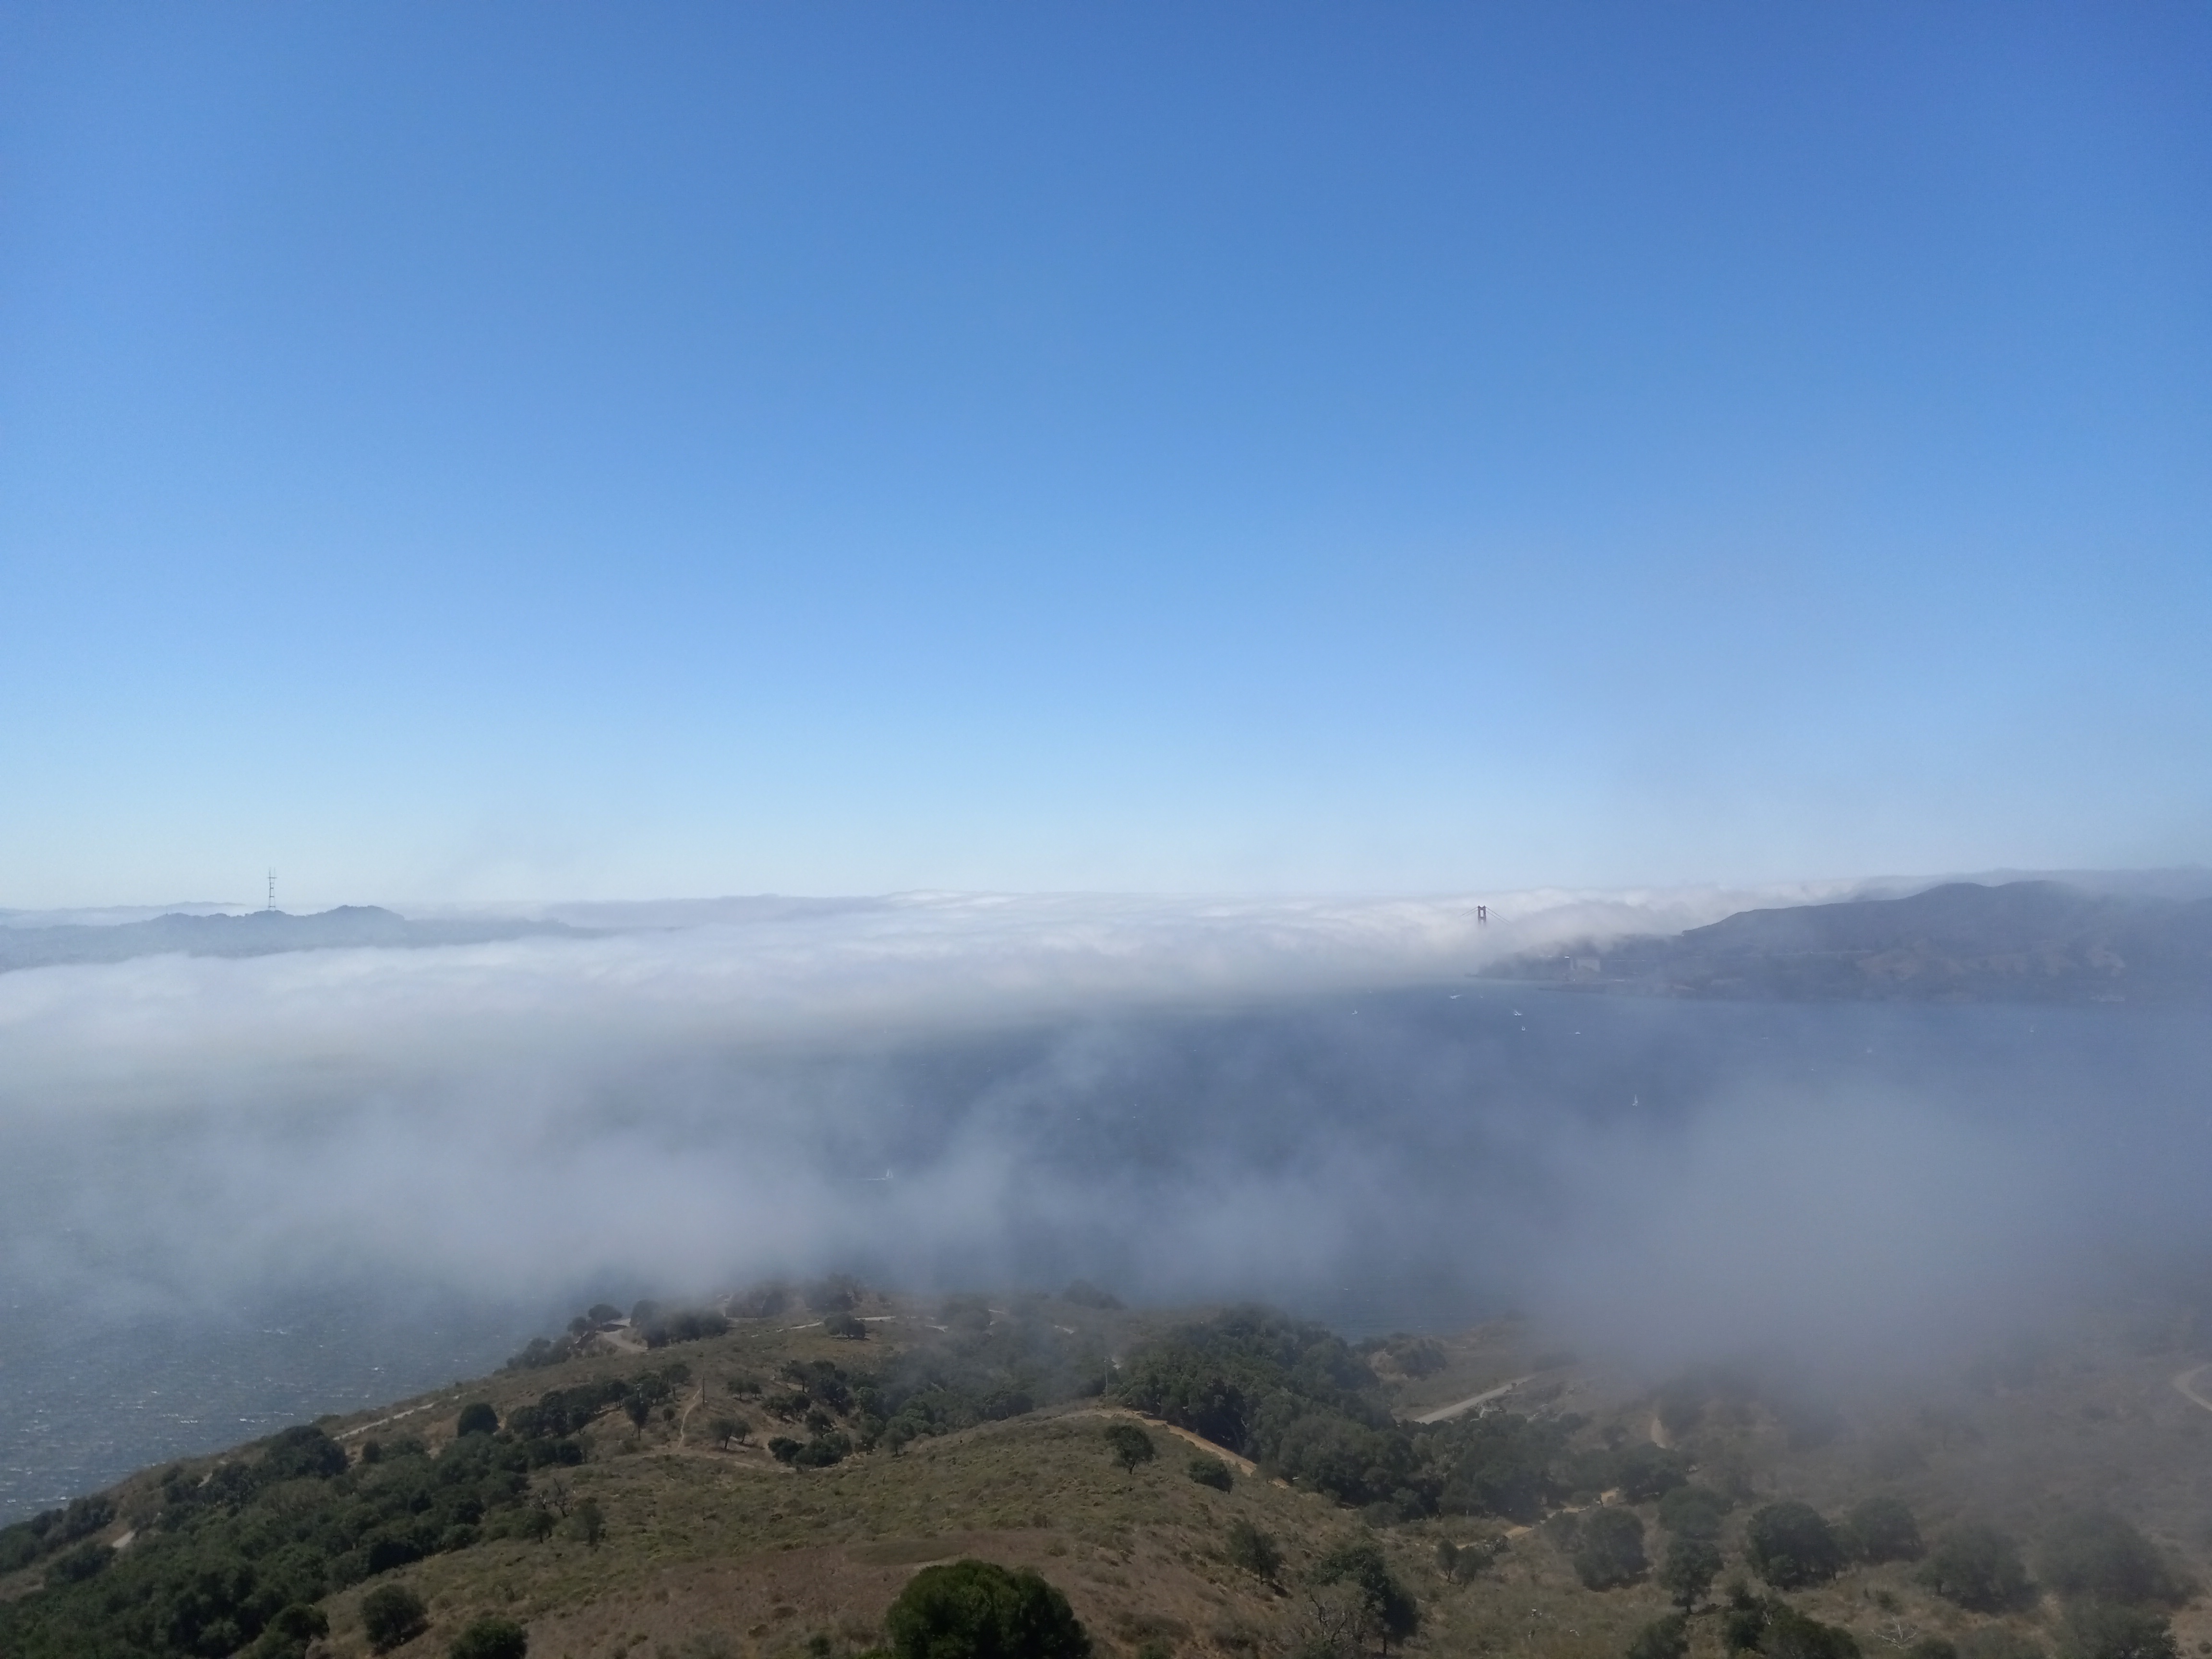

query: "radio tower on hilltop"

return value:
[265, 870, 276, 913]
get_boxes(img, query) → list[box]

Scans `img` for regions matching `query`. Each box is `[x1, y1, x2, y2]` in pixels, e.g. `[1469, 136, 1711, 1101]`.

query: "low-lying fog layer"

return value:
[2, 888, 2208, 1515]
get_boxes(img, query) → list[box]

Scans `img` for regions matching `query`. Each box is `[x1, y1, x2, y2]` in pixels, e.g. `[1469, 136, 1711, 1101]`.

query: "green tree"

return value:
[884, 1559, 1092, 1659]
[1226, 1519, 1284, 1584]
[1659, 1538, 1723, 1611]
[1310, 1539, 1420, 1654]
[456, 1402, 499, 1437]
[1922, 1524, 2034, 1613]
[1746, 1503, 1845, 1590]
[1103, 1422, 1156, 1475]
[1575, 1508, 1648, 1591]
[1843, 1497, 1922, 1564]
[1627, 1613, 1691, 1659]
[362, 1584, 430, 1654]
[450, 1617, 529, 1659]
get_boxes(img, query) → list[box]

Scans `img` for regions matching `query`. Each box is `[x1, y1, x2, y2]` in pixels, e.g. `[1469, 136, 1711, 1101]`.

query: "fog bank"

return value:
[4, 885, 2208, 1465]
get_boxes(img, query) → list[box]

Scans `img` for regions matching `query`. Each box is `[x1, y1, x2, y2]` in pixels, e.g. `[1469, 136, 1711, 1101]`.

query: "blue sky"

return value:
[3, 3, 2207, 905]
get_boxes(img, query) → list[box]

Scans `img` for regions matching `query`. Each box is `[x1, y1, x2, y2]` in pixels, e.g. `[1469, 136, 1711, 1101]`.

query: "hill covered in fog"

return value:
[8, 1282, 2212, 1659]
[1493, 880, 2212, 1004]
[0, 907, 585, 974]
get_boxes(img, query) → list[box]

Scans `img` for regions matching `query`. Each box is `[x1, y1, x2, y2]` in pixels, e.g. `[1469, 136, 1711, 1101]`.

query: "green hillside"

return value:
[6, 1284, 2211, 1659]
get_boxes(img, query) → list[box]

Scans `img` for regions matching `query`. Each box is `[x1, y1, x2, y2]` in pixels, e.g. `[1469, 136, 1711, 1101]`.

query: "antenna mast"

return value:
[266, 869, 276, 913]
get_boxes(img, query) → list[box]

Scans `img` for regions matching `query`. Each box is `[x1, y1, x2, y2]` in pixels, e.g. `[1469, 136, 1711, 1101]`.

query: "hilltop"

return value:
[1490, 881, 2212, 1006]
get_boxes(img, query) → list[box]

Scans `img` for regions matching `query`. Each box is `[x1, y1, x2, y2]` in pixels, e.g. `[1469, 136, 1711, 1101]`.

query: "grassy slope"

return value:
[9, 1293, 2212, 1659]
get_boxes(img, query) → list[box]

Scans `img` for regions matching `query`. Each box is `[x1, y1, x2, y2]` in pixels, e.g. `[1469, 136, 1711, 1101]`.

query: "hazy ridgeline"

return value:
[2, 905, 2210, 1520]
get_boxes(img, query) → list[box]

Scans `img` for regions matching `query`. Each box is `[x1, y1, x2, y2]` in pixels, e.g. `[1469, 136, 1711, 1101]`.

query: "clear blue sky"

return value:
[3, 3, 2207, 905]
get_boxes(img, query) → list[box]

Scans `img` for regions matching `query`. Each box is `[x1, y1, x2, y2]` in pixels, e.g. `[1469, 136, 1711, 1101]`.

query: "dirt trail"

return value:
[334, 1400, 444, 1441]
[1408, 1375, 1533, 1425]
[2171, 1364, 2212, 1414]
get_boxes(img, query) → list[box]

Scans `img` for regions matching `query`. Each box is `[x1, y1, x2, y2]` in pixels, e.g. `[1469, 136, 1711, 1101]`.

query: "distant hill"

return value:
[1490, 880, 2212, 1004]
[0, 906, 587, 975]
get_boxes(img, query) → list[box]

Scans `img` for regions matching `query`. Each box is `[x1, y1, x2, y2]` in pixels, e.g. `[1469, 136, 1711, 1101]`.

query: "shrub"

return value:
[2057, 1603, 2176, 1659]
[823, 1311, 868, 1339]
[1188, 1454, 1233, 1491]
[45, 1541, 113, 1584]
[644, 1308, 730, 1346]
[1746, 1502, 1845, 1589]
[1226, 1519, 1283, 1584]
[1957, 1632, 2045, 1659]
[1721, 1590, 1860, 1659]
[252, 1603, 331, 1659]
[1575, 1508, 1648, 1590]
[1627, 1613, 1691, 1659]
[1760, 1602, 1862, 1659]
[1843, 1497, 1923, 1563]
[884, 1559, 1092, 1659]
[805, 1275, 863, 1313]
[1615, 1443, 1692, 1503]
[1061, 1280, 1123, 1310]
[456, 1402, 499, 1437]
[1658, 1485, 1731, 1541]
[450, 1617, 529, 1659]
[362, 1584, 430, 1654]
[263, 1424, 349, 1480]
[1923, 1524, 2034, 1613]
[572, 1498, 605, 1548]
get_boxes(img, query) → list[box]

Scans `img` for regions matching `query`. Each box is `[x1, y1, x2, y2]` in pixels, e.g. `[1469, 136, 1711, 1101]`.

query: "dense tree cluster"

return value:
[503, 1299, 731, 1370]
[1721, 1586, 1862, 1659]
[2036, 1511, 2189, 1609]
[1574, 1508, 1649, 1590]
[1921, 1523, 2035, 1613]
[1113, 1308, 1612, 1519]
[763, 1307, 1104, 1467]
[1744, 1502, 1847, 1590]
[0, 1493, 118, 1574]
[0, 1422, 565, 1659]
